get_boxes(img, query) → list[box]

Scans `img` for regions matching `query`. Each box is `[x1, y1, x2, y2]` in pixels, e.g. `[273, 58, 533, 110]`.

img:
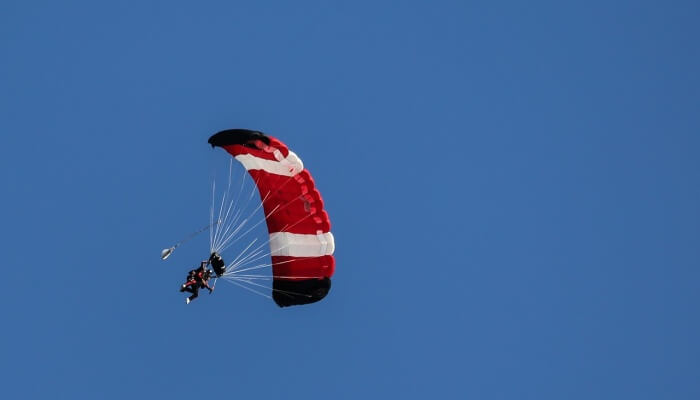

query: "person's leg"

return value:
[187, 285, 200, 302]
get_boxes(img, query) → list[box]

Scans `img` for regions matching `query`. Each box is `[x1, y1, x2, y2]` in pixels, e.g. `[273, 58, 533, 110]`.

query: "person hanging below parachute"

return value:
[180, 260, 215, 304]
[176, 254, 224, 304]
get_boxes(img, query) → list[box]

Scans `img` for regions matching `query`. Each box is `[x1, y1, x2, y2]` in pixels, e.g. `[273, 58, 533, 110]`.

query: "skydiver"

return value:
[180, 260, 214, 304]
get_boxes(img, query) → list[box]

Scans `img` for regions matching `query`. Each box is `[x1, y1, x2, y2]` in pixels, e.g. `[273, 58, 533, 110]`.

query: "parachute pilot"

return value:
[180, 260, 214, 304]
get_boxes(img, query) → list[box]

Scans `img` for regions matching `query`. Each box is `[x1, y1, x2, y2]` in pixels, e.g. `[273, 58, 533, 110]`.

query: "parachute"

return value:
[207, 129, 335, 307]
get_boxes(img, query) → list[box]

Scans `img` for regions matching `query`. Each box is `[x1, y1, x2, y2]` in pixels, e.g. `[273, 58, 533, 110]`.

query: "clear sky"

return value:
[1, 1, 699, 399]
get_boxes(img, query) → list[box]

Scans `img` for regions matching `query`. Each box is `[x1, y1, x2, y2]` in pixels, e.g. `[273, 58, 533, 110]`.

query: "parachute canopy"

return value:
[208, 129, 335, 307]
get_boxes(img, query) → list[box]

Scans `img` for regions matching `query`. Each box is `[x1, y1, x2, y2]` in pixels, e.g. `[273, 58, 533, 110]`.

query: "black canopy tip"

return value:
[273, 278, 332, 307]
[208, 129, 271, 148]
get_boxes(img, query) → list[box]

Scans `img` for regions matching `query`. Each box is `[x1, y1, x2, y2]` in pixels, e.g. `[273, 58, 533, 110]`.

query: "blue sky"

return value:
[1, 1, 699, 398]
